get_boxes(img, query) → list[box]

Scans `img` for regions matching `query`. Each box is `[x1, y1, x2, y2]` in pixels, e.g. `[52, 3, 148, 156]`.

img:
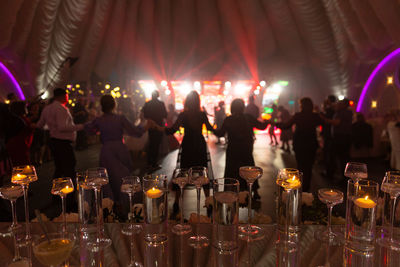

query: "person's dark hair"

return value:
[100, 94, 116, 113]
[231, 98, 245, 115]
[53, 88, 67, 98]
[300, 97, 313, 113]
[218, 101, 225, 108]
[356, 112, 365, 122]
[342, 98, 350, 108]
[184, 91, 201, 112]
[10, 101, 27, 116]
[327, 95, 337, 103]
[7, 93, 16, 101]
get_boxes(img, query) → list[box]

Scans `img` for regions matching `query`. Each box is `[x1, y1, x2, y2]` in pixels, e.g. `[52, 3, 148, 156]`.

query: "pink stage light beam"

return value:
[0, 61, 25, 100]
[357, 48, 400, 112]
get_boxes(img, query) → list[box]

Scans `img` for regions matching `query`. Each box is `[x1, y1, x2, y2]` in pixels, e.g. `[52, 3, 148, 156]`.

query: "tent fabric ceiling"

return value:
[0, 0, 400, 98]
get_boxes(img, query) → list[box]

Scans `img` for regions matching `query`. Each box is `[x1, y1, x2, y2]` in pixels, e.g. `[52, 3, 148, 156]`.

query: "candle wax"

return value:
[61, 186, 74, 194]
[324, 190, 338, 196]
[284, 176, 301, 189]
[146, 187, 163, 198]
[13, 174, 27, 180]
[354, 196, 376, 209]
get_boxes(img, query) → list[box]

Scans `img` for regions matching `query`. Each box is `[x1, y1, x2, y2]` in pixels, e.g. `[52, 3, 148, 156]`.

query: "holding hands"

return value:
[145, 119, 165, 132]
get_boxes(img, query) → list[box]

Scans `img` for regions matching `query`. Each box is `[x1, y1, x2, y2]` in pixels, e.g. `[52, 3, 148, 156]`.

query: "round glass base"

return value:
[188, 235, 209, 249]
[238, 225, 265, 242]
[314, 229, 344, 246]
[377, 237, 400, 251]
[8, 257, 29, 267]
[128, 261, 144, 267]
[87, 237, 112, 252]
[122, 224, 142, 236]
[275, 240, 297, 253]
[172, 223, 192, 235]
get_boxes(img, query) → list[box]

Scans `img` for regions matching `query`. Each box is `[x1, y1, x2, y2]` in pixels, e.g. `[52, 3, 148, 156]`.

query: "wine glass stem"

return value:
[327, 205, 333, 236]
[391, 196, 397, 241]
[10, 200, 18, 229]
[248, 182, 253, 226]
[94, 188, 103, 241]
[22, 185, 30, 240]
[179, 186, 184, 225]
[130, 231, 135, 265]
[285, 190, 290, 236]
[61, 196, 67, 234]
[196, 187, 201, 237]
[129, 194, 133, 223]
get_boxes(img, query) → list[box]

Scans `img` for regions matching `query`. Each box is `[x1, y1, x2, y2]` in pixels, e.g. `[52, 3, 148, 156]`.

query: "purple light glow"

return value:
[357, 48, 400, 112]
[0, 61, 25, 101]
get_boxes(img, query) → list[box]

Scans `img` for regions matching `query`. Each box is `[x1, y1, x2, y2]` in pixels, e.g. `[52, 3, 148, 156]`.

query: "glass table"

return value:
[0, 223, 399, 266]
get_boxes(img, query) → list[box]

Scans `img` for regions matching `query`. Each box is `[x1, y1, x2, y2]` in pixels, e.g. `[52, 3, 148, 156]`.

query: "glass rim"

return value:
[86, 167, 107, 172]
[386, 170, 400, 176]
[213, 178, 239, 186]
[189, 166, 207, 170]
[143, 174, 167, 181]
[346, 162, 367, 166]
[122, 175, 140, 180]
[53, 177, 72, 182]
[348, 179, 378, 187]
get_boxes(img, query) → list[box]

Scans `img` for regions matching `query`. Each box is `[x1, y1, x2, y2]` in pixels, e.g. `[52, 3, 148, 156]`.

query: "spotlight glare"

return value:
[387, 76, 394, 85]
[114, 87, 120, 91]
[225, 81, 231, 88]
[194, 81, 201, 90]
[105, 84, 111, 89]
[76, 84, 80, 88]
[260, 81, 266, 87]
[161, 80, 168, 87]
[338, 95, 345, 101]
[165, 89, 171, 96]
[371, 100, 377, 108]
[254, 89, 260, 95]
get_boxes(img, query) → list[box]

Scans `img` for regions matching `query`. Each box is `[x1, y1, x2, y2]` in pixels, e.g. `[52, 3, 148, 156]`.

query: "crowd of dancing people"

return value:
[0, 87, 394, 220]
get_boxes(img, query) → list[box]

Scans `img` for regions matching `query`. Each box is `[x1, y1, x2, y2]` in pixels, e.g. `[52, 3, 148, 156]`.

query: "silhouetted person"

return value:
[214, 101, 226, 144]
[214, 98, 269, 194]
[277, 97, 324, 192]
[245, 95, 260, 119]
[278, 105, 292, 152]
[142, 90, 167, 171]
[269, 104, 279, 146]
[73, 97, 89, 150]
[37, 88, 83, 211]
[164, 91, 214, 217]
[352, 113, 373, 151]
[321, 95, 337, 177]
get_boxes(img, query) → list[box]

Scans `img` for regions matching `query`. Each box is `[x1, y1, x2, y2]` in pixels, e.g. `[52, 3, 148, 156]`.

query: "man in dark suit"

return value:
[142, 90, 167, 171]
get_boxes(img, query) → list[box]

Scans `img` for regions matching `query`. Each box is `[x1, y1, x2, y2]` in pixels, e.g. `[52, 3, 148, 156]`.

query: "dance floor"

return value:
[0, 133, 389, 223]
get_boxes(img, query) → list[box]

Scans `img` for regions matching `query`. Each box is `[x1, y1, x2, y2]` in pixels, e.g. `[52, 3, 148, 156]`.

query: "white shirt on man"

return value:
[37, 101, 83, 141]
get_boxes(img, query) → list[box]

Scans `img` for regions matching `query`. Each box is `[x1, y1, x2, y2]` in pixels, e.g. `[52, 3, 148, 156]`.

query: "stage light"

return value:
[349, 100, 354, 107]
[5, 99, 10, 104]
[161, 80, 168, 87]
[123, 94, 128, 98]
[41, 91, 49, 99]
[223, 90, 228, 95]
[260, 81, 266, 87]
[338, 95, 345, 100]
[225, 81, 231, 88]
[254, 89, 260, 95]
[387, 76, 394, 85]
[270, 83, 282, 93]
[277, 80, 289, 86]
[165, 89, 171, 95]
[114, 87, 120, 91]
[76, 84, 80, 88]
[194, 81, 201, 90]
[371, 100, 377, 108]
[105, 84, 110, 89]
[100, 90, 104, 94]
[67, 84, 72, 89]
[288, 100, 295, 105]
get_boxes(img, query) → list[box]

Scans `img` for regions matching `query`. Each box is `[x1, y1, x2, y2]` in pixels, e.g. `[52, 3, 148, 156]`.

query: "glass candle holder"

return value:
[345, 179, 379, 253]
[143, 174, 168, 246]
[212, 178, 239, 253]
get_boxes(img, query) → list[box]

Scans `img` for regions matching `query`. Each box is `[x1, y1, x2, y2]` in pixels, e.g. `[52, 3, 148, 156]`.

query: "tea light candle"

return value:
[61, 185, 74, 195]
[146, 187, 163, 198]
[13, 173, 27, 181]
[23, 165, 32, 173]
[354, 195, 376, 208]
[325, 190, 338, 197]
[284, 176, 301, 190]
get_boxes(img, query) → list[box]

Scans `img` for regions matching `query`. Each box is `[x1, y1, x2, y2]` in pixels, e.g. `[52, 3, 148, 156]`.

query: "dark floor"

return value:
[0, 133, 390, 223]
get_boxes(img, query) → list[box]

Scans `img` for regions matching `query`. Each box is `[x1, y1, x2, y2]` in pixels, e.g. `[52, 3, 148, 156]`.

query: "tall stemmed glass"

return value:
[315, 188, 344, 245]
[85, 167, 112, 251]
[11, 165, 38, 242]
[172, 168, 192, 235]
[344, 162, 367, 183]
[188, 166, 210, 248]
[8, 228, 29, 266]
[0, 184, 23, 237]
[121, 176, 143, 267]
[238, 166, 264, 241]
[380, 171, 400, 250]
[51, 177, 74, 234]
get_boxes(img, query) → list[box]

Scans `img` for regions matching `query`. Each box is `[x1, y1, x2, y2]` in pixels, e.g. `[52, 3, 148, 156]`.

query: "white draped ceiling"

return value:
[0, 0, 400, 98]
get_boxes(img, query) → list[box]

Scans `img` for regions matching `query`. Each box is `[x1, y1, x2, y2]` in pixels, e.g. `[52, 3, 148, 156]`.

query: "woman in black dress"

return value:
[165, 91, 215, 214]
[277, 97, 324, 192]
[214, 98, 269, 193]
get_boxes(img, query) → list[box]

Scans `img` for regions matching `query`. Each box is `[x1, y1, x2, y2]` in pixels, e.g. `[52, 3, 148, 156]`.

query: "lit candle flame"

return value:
[364, 195, 369, 200]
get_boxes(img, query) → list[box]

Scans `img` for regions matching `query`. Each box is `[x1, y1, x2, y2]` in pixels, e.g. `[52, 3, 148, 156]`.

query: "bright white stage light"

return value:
[260, 81, 266, 87]
[161, 80, 168, 87]
[225, 81, 231, 88]
[338, 95, 345, 100]
[194, 81, 201, 90]
[223, 90, 228, 95]
[165, 89, 171, 95]
[41, 91, 49, 99]
[254, 89, 260, 95]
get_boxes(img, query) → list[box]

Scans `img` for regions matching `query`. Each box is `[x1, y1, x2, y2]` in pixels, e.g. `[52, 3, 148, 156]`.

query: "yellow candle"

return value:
[13, 173, 27, 181]
[354, 195, 376, 208]
[61, 186, 74, 195]
[146, 187, 163, 198]
[23, 165, 32, 173]
[284, 176, 301, 189]
[325, 190, 338, 197]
